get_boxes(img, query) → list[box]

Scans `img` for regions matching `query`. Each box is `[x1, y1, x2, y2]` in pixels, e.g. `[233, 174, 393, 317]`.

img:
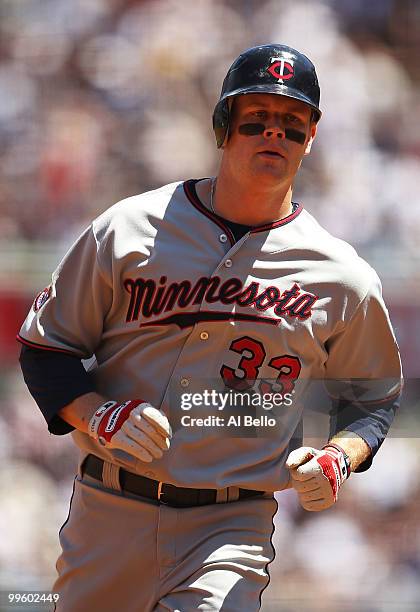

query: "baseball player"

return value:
[18, 44, 402, 611]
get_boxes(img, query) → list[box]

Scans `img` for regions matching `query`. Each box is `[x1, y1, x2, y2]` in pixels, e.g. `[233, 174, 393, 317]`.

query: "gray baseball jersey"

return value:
[20, 179, 402, 492]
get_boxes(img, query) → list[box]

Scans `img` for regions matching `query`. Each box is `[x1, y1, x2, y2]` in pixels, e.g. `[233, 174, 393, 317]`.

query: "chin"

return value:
[254, 167, 289, 184]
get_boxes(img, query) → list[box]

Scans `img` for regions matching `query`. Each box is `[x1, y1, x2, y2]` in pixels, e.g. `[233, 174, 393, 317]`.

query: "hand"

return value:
[286, 445, 350, 511]
[88, 400, 172, 462]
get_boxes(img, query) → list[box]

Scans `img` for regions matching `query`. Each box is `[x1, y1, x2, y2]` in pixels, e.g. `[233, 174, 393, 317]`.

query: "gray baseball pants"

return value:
[53, 462, 277, 611]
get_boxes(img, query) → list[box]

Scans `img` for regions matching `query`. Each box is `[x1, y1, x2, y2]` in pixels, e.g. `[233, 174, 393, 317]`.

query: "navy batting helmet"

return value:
[212, 44, 321, 148]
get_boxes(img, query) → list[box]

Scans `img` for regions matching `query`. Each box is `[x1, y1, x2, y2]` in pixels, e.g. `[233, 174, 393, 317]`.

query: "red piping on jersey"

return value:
[183, 180, 236, 247]
[183, 179, 303, 236]
[16, 334, 81, 356]
[250, 202, 303, 233]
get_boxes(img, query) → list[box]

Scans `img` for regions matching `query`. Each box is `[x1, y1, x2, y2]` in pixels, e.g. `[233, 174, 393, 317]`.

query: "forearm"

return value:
[328, 431, 371, 473]
[59, 392, 107, 433]
[328, 392, 400, 472]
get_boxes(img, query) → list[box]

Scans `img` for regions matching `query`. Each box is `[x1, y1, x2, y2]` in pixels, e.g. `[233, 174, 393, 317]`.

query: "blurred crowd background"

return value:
[1, 0, 419, 610]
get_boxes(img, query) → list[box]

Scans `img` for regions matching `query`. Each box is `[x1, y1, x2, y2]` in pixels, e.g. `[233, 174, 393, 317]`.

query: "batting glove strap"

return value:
[88, 399, 145, 446]
[322, 443, 351, 479]
[317, 445, 350, 501]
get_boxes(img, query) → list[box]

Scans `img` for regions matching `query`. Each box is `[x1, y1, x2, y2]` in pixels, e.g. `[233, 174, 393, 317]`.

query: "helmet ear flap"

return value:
[212, 99, 230, 148]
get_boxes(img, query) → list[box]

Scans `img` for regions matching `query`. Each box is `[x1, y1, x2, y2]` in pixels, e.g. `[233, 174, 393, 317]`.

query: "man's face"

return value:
[223, 93, 317, 186]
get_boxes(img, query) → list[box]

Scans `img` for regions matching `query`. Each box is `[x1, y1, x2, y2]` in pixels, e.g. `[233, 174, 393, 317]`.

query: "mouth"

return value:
[257, 150, 285, 158]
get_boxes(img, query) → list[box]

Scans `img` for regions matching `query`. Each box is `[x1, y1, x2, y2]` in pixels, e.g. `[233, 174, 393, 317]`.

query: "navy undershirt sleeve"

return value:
[19, 344, 96, 435]
[329, 393, 400, 472]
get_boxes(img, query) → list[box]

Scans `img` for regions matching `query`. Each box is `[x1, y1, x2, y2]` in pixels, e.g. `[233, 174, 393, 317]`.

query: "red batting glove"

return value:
[88, 400, 143, 445]
[88, 399, 172, 462]
[286, 444, 350, 511]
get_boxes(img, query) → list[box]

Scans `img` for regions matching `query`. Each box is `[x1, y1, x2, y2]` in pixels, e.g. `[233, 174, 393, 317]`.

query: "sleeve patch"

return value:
[33, 286, 52, 312]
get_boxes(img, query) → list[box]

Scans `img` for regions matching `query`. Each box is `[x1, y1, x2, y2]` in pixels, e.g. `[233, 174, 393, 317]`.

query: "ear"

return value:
[304, 122, 318, 155]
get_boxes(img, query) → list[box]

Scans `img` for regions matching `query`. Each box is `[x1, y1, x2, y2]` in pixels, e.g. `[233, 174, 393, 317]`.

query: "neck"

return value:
[208, 168, 293, 226]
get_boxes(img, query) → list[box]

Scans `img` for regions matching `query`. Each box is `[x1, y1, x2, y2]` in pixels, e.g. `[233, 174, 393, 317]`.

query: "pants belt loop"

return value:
[78, 455, 87, 479]
[102, 461, 122, 492]
[216, 488, 229, 503]
[227, 486, 240, 502]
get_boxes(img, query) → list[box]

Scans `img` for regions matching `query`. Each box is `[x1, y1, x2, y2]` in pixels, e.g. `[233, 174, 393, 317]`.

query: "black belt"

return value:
[82, 454, 265, 508]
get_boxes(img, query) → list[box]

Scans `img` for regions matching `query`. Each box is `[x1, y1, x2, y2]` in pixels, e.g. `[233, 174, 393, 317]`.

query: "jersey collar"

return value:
[183, 179, 303, 238]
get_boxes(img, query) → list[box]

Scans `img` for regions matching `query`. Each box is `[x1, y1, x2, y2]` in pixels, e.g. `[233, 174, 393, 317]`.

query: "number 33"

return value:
[220, 335, 301, 393]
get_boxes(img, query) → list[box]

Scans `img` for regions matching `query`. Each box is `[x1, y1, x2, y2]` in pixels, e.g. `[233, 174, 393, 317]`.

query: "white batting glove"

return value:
[286, 444, 350, 511]
[88, 400, 172, 463]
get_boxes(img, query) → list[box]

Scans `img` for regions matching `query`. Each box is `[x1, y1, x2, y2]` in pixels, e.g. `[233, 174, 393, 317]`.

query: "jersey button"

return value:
[224, 259, 232, 268]
[219, 234, 227, 243]
[180, 378, 189, 387]
[200, 331, 209, 340]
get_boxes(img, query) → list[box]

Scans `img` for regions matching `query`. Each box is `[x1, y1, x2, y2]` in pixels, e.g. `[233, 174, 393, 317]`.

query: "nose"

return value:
[263, 125, 285, 139]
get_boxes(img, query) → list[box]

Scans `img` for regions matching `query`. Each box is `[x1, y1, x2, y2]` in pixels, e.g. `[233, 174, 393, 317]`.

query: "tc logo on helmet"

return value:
[267, 57, 294, 82]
